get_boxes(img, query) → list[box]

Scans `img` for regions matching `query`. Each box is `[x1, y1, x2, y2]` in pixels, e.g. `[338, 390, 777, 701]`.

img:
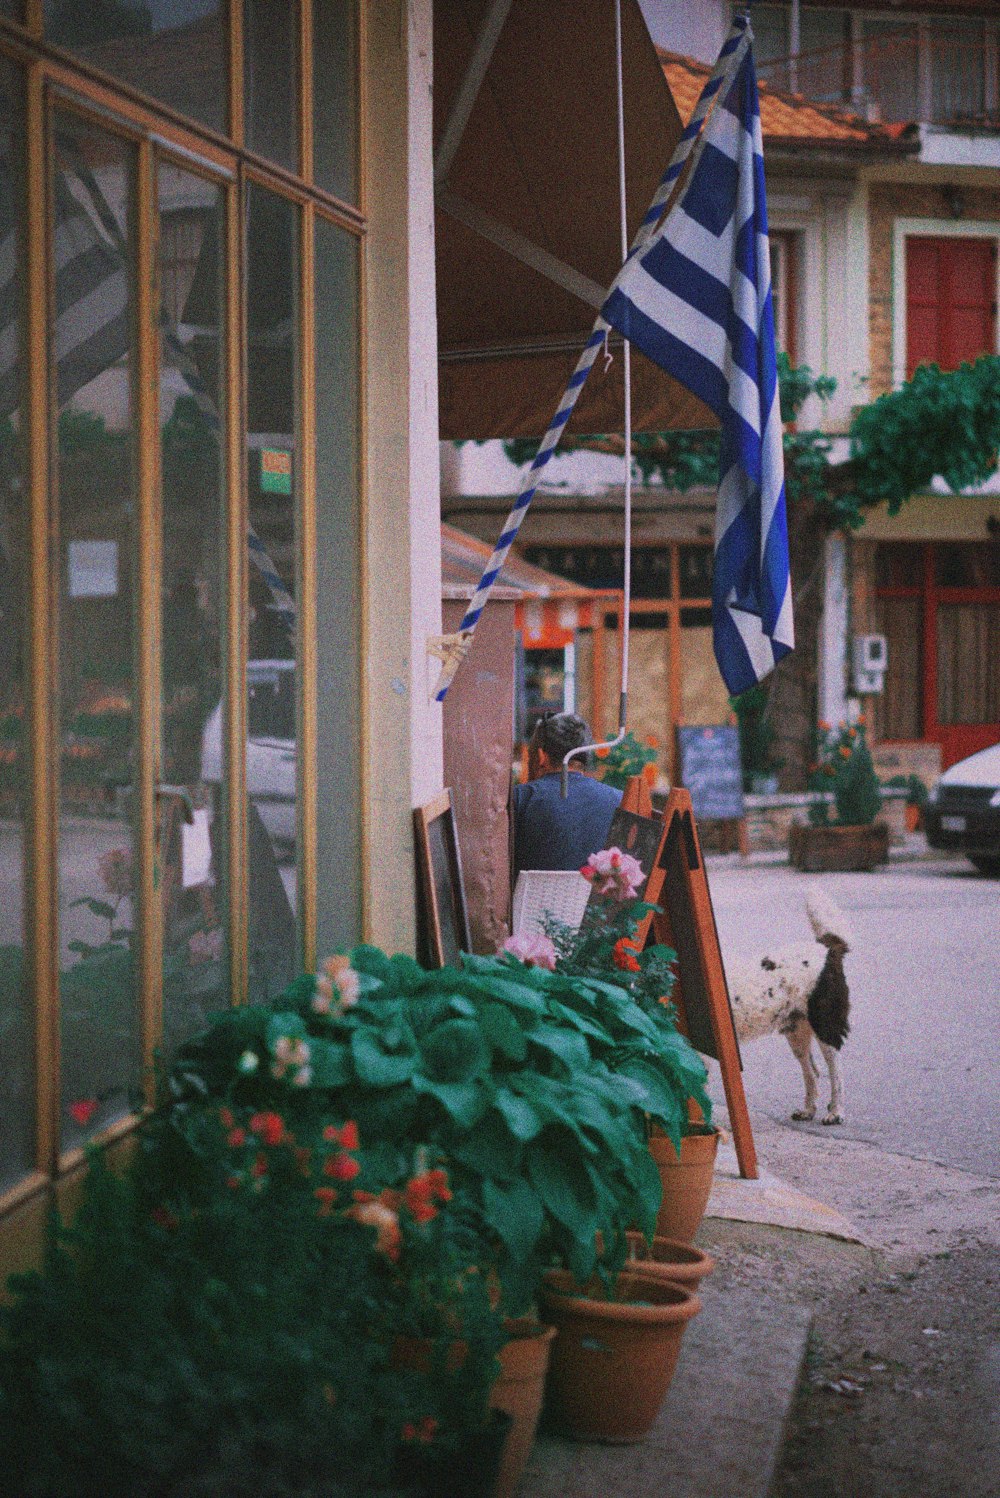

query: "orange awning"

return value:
[433, 0, 717, 440]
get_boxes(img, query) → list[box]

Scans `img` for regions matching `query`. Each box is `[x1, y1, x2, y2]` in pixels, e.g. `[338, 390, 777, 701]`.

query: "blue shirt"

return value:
[513, 772, 623, 879]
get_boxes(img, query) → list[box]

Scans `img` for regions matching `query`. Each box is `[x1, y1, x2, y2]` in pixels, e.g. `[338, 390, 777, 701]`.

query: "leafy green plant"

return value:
[159, 942, 710, 1306]
[592, 731, 660, 790]
[808, 718, 882, 827]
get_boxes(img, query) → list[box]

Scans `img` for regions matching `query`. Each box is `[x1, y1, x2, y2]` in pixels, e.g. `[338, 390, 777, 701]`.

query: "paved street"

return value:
[704, 852, 1000, 1180]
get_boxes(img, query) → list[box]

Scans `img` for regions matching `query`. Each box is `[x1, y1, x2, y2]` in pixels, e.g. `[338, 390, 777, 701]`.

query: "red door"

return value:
[906, 237, 996, 378]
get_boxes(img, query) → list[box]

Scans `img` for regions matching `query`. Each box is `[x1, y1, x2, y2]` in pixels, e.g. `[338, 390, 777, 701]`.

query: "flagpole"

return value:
[429, 16, 752, 705]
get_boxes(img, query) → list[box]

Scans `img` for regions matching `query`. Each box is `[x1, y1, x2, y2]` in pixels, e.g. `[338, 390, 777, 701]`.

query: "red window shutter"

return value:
[907, 237, 996, 379]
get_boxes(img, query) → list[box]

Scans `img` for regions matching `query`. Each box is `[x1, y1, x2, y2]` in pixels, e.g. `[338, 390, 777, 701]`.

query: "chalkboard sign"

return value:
[676, 724, 745, 822]
[414, 792, 472, 968]
[595, 807, 666, 904]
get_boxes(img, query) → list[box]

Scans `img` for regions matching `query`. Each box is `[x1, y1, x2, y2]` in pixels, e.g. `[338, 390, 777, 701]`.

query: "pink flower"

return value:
[501, 932, 557, 970]
[312, 955, 361, 1015]
[98, 846, 133, 898]
[68, 1098, 99, 1127]
[580, 847, 643, 901]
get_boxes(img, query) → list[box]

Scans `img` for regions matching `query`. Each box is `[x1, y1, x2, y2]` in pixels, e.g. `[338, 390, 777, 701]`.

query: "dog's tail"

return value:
[805, 884, 854, 954]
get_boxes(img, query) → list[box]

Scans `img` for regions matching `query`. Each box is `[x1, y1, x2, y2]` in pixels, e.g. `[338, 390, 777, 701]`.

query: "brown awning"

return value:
[433, 0, 716, 441]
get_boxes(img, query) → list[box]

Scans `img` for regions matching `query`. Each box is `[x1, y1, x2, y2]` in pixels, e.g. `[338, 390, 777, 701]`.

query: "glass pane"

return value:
[935, 542, 1000, 590]
[53, 114, 140, 1149]
[932, 19, 984, 126]
[681, 615, 731, 726]
[313, 0, 357, 202]
[246, 184, 298, 1001]
[937, 605, 1000, 726]
[863, 18, 919, 123]
[1, 1, 24, 20]
[0, 56, 33, 1193]
[245, 0, 299, 172]
[315, 215, 360, 951]
[679, 544, 713, 600]
[158, 162, 228, 1052]
[45, 1, 227, 135]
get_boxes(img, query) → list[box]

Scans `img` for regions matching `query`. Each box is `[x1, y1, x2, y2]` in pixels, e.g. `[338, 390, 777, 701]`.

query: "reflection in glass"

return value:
[246, 184, 298, 1001]
[53, 114, 140, 1151]
[0, 56, 32, 1193]
[158, 163, 228, 1052]
[245, 0, 299, 172]
[313, 0, 357, 202]
[315, 216, 360, 950]
[45, 0, 227, 134]
[0, 1, 23, 21]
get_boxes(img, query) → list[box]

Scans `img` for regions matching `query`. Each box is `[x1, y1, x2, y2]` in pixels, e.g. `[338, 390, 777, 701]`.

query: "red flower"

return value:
[150, 1206, 179, 1232]
[595, 746, 610, 759]
[314, 1186, 337, 1217]
[339, 1120, 360, 1151]
[323, 1152, 361, 1183]
[227, 1127, 246, 1149]
[219, 1107, 235, 1130]
[404, 1168, 452, 1222]
[226, 1174, 241, 1190]
[401, 1423, 418, 1443]
[251, 1153, 268, 1179]
[249, 1111, 285, 1147]
[68, 1099, 99, 1127]
[418, 1417, 438, 1444]
[612, 938, 641, 973]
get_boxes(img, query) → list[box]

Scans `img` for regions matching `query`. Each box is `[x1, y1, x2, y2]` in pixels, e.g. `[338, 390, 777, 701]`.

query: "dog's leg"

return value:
[785, 1016, 819, 1121]
[817, 1040, 844, 1125]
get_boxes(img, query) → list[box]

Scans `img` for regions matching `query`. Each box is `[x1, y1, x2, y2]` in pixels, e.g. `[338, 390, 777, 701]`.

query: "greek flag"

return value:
[602, 18, 793, 695]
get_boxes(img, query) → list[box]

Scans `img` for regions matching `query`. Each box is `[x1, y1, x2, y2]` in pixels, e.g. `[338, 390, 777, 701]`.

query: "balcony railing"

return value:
[758, 32, 1000, 130]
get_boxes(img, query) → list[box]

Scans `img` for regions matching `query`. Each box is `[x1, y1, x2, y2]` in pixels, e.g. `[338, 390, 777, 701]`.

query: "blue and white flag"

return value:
[602, 18, 793, 696]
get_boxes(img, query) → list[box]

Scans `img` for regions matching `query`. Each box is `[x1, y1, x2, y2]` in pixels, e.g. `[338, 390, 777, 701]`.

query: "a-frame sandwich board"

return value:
[618, 777, 757, 1180]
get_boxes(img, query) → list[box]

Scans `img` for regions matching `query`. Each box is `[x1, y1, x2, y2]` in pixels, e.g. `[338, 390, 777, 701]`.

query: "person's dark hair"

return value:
[530, 711, 591, 764]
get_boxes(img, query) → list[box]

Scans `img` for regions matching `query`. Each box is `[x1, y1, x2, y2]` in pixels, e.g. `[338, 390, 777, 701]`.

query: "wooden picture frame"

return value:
[414, 791, 472, 968]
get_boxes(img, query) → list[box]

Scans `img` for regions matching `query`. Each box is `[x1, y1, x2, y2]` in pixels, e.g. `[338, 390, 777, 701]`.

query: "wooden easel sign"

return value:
[620, 778, 758, 1180]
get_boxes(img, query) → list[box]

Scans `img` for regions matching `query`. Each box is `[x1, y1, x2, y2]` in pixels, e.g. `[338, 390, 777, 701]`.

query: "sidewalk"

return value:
[522, 1148, 863, 1498]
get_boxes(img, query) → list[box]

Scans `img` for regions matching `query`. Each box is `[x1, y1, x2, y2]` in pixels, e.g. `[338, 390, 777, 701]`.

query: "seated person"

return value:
[513, 712, 622, 880]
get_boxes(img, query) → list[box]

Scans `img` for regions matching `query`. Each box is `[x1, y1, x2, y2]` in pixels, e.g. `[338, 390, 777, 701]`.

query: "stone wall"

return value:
[698, 787, 909, 854]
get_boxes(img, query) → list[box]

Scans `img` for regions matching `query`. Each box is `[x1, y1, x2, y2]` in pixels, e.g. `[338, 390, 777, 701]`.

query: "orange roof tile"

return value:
[660, 50, 915, 152]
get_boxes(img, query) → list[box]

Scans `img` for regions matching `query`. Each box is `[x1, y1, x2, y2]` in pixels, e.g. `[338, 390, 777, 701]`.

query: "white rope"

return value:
[562, 0, 633, 793]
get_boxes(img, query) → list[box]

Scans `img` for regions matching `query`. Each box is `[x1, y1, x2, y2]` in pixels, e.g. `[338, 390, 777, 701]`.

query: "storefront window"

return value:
[53, 114, 141, 1151]
[158, 162, 228, 1050]
[937, 605, 1000, 726]
[313, 0, 357, 203]
[314, 213, 360, 951]
[45, 1, 227, 135]
[0, 55, 32, 1194]
[246, 183, 298, 1000]
[245, 0, 299, 172]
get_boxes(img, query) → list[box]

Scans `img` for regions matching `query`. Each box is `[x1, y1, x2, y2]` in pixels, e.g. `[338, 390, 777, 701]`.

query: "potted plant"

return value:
[731, 682, 781, 794]
[592, 730, 660, 790]
[536, 848, 719, 1245]
[791, 718, 889, 871]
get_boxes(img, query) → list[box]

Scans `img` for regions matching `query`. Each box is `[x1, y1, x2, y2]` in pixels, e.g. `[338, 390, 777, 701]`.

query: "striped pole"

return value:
[431, 15, 751, 703]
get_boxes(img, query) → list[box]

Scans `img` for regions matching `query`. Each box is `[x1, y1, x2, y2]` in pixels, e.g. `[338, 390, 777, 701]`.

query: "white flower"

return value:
[237, 1050, 259, 1075]
[292, 1065, 313, 1087]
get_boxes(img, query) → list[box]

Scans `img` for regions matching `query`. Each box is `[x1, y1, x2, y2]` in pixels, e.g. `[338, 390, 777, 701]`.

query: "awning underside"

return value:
[434, 0, 718, 441]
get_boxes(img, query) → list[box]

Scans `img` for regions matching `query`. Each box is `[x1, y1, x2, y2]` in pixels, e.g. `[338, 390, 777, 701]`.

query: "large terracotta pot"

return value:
[648, 1125, 720, 1243]
[539, 1271, 701, 1443]
[489, 1318, 557, 1498]
[624, 1231, 715, 1291]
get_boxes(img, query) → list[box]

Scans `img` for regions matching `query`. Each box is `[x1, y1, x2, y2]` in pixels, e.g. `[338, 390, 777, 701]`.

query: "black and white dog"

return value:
[726, 887, 853, 1125]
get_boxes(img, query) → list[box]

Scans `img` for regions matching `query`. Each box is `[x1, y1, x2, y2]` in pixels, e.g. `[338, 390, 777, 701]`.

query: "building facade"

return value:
[0, 0, 445, 1269]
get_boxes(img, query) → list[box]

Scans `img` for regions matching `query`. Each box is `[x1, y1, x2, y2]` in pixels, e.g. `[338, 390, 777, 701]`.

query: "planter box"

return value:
[788, 820, 890, 872]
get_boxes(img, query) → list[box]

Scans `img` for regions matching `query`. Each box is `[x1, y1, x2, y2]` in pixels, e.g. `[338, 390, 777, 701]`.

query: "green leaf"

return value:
[528, 1025, 591, 1072]
[481, 1177, 544, 1262]
[411, 1075, 487, 1128]
[418, 1018, 488, 1083]
[527, 1137, 599, 1240]
[464, 975, 546, 1014]
[265, 1012, 307, 1050]
[350, 1029, 417, 1086]
[493, 1091, 542, 1142]
[478, 1002, 528, 1061]
[307, 1038, 351, 1088]
[69, 897, 117, 921]
[450, 1109, 522, 1180]
[629, 1143, 664, 1240]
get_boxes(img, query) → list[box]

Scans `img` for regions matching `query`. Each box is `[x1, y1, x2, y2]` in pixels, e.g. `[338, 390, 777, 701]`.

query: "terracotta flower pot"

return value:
[539, 1271, 701, 1443]
[623, 1231, 715, 1291]
[648, 1126, 720, 1243]
[389, 1333, 467, 1376]
[488, 1318, 557, 1498]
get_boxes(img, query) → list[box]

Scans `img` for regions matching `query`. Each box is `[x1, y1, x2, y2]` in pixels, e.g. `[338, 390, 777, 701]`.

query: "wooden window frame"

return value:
[0, 12, 365, 1220]
[892, 218, 1000, 390]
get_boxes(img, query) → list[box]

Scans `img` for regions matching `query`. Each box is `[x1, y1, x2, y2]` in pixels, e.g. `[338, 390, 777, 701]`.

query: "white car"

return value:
[201, 660, 296, 851]
[925, 741, 1000, 876]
